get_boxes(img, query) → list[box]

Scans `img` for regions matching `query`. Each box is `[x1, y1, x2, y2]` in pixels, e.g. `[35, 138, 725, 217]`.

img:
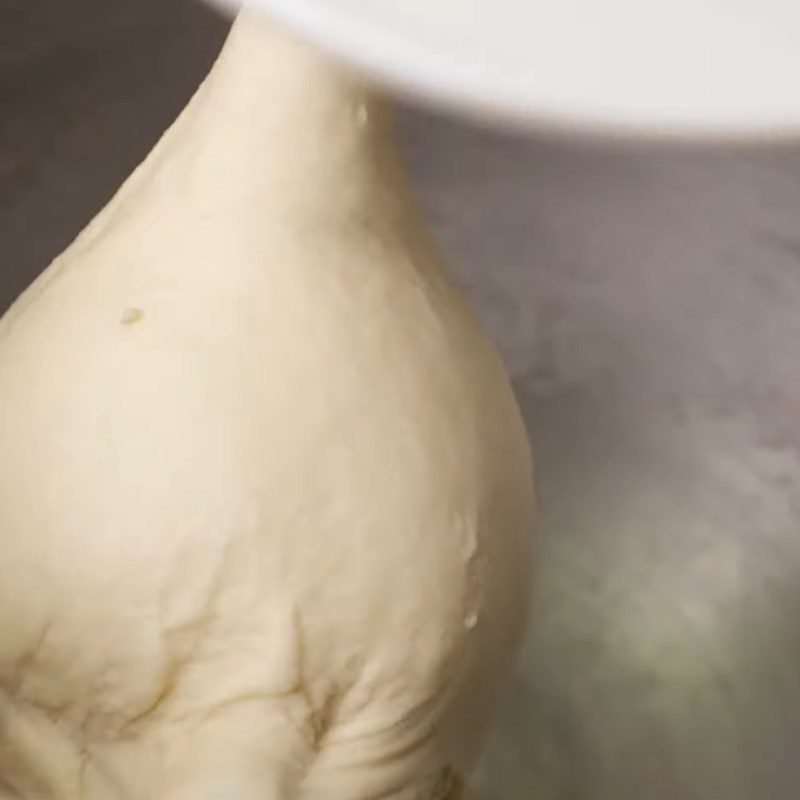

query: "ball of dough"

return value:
[0, 9, 534, 799]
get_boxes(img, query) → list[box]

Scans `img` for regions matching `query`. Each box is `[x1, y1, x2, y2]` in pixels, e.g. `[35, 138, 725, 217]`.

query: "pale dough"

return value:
[0, 7, 535, 799]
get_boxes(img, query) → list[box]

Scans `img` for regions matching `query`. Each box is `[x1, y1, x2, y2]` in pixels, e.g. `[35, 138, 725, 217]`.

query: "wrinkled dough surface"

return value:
[0, 8, 534, 800]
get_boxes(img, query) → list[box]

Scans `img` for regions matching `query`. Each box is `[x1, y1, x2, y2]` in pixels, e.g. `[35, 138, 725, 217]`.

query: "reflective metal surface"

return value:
[3, 2, 800, 798]
[400, 123, 800, 799]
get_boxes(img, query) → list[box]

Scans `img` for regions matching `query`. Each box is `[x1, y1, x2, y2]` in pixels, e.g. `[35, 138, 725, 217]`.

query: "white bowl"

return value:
[218, 0, 800, 139]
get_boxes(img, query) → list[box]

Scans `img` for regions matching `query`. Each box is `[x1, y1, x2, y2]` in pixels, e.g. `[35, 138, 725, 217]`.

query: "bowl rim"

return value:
[231, 0, 800, 142]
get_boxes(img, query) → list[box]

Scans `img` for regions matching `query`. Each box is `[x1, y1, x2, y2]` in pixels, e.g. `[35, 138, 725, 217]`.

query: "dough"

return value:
[0, 7, 535, 799]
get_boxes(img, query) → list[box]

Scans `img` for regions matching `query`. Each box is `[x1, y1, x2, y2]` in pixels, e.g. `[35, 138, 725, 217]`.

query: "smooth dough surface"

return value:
[0, 7, 535, 799]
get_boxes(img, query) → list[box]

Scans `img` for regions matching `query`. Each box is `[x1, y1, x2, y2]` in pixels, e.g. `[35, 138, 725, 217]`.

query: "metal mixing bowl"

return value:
[3, 1, 800, 798]
[402, 122, 800, 800]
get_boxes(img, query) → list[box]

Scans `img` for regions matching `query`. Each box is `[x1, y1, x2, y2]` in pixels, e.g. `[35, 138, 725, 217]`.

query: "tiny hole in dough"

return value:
[121, 308, 145, 326]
